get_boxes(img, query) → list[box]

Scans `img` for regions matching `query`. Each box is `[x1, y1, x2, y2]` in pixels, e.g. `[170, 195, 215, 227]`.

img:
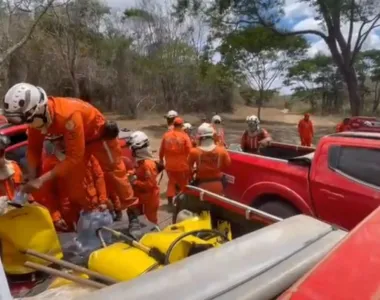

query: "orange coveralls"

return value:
[132, 160, 160, 224]
[39, 154, 108, 231]
[298, 115, 314, 147]
[0, 161, 23, 200]
[240, 129, 270, 153]
[159, 129, 192, 199]
[27, 97, 135, 210]
[188, 146, 231, 195]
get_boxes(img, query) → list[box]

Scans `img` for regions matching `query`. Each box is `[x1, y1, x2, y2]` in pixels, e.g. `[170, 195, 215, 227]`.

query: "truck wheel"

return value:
[256, 201, 299, 219]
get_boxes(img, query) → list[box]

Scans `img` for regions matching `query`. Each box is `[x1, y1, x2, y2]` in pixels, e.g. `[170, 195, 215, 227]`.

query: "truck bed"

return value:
[230, 142, 315, 160]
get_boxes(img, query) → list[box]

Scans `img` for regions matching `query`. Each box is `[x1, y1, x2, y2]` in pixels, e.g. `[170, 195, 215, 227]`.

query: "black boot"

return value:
[127, 209, 142, 240]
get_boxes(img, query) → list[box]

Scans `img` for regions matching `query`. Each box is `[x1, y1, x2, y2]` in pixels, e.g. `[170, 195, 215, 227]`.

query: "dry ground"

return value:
[107, 106, 342, 226]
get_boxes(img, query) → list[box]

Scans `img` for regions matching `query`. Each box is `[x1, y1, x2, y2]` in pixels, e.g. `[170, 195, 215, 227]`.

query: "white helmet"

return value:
[183, 123, 192, 130]
[211, 115, 222, 124]
[363, 121, 372, 126]
[130, 131, 149, 150]
[165, 110, 178, 119]
[4, 83, 48, 124]
[246, 115, 260, 124]
[197, 122, 215, 137]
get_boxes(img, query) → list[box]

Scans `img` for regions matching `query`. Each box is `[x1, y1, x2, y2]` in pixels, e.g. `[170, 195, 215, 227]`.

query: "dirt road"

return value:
[109, 106, 341, 226]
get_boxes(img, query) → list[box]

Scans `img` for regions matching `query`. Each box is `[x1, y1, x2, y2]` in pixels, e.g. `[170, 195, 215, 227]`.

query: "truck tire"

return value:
[256, 201, 299, 219]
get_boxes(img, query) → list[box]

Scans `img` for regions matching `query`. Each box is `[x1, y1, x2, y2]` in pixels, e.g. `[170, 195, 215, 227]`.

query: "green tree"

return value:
[175, 0, 380, 116]
[219, 27, 307, 118]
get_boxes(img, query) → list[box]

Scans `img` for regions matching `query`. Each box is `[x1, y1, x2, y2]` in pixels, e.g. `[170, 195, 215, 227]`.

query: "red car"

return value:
[222, 132, 380, 230]
[342, 116, 380, 132]
[279, 205, 380, 300]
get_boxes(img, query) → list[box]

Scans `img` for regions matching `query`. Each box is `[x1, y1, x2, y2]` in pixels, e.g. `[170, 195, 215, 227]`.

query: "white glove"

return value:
[0, 196, 9, 216]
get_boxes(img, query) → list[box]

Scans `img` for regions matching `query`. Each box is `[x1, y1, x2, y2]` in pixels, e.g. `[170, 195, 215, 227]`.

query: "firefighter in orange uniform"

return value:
[336, 118, 350, 133]
[164, 110, 178, 131]
[159, 117, 192, 206]
[0, 135, 23, 200]
[241, 115, 272, 153]
[298, 113, 314, 147]
[40, 135, 109, 232]
[128, 131, 160, 224]
[183, 123, 197, 147]
[211, 115, 226, 147]
[188, 123, 231, 195]
[3, 83, 139, 232]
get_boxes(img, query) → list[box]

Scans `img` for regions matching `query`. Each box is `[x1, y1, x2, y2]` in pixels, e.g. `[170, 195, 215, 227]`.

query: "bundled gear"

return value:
[241, 115, 271, 153]
[159, 118, 192, 205]
[189, 123, 231, 195]
[129, 131, 160, 224]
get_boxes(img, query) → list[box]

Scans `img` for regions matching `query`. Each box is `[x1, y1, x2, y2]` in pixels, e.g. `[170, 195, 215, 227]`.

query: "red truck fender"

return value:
[241, 181, 315, 216]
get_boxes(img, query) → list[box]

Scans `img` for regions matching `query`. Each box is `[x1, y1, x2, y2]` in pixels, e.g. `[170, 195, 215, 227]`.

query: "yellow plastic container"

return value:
[0, 204, 63, 275]
[88, 242, 159, 281]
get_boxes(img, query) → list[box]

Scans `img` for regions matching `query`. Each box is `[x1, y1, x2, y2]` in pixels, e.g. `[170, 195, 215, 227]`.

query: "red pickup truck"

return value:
[224, 132, 380, 230]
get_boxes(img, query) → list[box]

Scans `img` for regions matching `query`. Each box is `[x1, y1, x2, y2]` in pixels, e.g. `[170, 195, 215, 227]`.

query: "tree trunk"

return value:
[339, 65, 361, 116]
[372, 82, 380, 113]
[257, 89, 263, 119]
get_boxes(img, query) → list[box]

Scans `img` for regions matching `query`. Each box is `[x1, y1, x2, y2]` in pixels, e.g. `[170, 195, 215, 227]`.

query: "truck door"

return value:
[309, 142, 380, 230]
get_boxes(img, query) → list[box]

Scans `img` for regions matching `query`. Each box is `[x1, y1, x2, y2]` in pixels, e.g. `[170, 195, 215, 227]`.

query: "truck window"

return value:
[328, 146, 380, 187]
[5, 144, 28, 173]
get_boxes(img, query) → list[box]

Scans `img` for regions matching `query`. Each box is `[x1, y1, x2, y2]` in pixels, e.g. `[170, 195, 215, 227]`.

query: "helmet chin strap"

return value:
[29, 104, 52, 133]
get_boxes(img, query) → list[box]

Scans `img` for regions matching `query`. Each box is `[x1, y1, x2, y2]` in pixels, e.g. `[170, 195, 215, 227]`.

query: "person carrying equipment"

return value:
[188, 123, 231, 195]
[164, 110, 179, 131]
[241, 115, 272, 153]
[159, 117, 192, 206]
[183, 123, 197, 147]
[128, 131, 160, 224]
[0, 135, 23, 200]
[298, 113, 314, 147]
[40, 135, 109, 232]
[3, 83, 136, 208]
[211, 115, 226, 147]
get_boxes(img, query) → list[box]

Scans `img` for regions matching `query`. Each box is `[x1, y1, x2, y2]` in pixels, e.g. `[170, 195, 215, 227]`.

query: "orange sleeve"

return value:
[183, 133, 192, 155]
[261, 129, 270, 138]
[222, 149, 231, 169]
[38, 156, 62, 222]
[188, 148, 198, 171]
[90, 156, 107, 203]
[53, 112, 85, 177]
[159, 135, 166, 161]
[27, 127, 45, 171]
[133, 161, 158, 191]
[11, 161, 23, 185]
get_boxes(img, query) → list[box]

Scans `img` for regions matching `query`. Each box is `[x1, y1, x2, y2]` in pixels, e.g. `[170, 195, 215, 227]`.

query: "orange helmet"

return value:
[173, 117, 184, 126]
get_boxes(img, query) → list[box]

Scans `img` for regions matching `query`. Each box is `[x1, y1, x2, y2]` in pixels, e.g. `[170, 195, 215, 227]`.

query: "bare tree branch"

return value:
[0, 0, 55, 66]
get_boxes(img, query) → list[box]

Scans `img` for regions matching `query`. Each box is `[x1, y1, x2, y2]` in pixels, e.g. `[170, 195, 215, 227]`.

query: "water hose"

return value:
[97, 227, 167, 264]
[164, 229, 229, 265]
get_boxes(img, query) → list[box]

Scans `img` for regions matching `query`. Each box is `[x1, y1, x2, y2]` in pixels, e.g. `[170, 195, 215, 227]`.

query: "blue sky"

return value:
[107, 0, 380, 94]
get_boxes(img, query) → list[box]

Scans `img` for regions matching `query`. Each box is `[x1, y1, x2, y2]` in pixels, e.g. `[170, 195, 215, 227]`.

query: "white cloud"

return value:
[106, 0, 136, 9]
